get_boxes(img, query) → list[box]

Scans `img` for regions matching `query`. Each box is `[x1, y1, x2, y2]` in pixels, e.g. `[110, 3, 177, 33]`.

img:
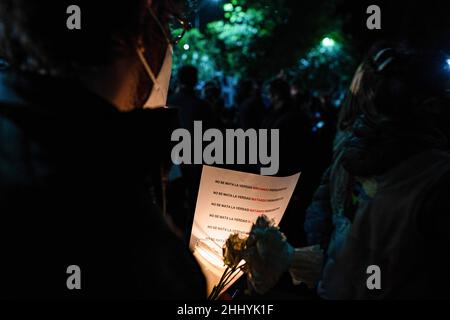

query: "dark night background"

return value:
[176, 0, 450, 81]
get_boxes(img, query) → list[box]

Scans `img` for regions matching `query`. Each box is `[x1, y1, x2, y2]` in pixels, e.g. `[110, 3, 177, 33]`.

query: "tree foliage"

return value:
[175, 0, 357, 94]
[173, 28, 220, 81]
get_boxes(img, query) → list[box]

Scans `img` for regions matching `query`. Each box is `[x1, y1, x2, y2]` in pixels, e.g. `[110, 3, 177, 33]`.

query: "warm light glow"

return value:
[196, 245, 224, 268]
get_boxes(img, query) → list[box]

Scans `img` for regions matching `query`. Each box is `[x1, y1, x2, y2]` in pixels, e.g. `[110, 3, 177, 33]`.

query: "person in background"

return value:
[235, 79, 266, 131]
[203, 80, 226, 129]
[168, 65, 213, 240]
[0, 0, 205, 299]
[291, 82, 335, 179]
[169, 65, 214, 130]
[261, 78, 321, 247]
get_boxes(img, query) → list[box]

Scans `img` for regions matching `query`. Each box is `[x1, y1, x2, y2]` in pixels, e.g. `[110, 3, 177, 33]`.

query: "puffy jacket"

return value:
[305, 116, 450, 299]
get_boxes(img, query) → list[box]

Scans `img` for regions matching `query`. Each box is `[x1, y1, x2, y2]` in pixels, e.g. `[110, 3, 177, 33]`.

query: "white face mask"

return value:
[137, 44, 173, 109]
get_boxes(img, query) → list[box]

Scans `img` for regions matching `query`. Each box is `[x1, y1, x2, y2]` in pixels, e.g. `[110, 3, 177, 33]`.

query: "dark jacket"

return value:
[305, 116, 450, 299]
[261, 102, 321, 247]
[0, 71, 206, 299]
[169, 87, 214, 132]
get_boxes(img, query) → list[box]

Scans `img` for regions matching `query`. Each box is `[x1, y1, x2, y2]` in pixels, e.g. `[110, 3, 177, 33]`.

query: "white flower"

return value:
[244, 215, 294, 294]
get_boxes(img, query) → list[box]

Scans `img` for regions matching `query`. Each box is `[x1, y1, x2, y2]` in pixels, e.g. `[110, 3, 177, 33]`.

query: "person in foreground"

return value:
[248, 43, 450, 299]
[0, 1, 205, 299]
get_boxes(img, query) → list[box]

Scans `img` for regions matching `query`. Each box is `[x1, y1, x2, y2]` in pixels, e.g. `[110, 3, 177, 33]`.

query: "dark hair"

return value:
[268, 78, 291, 102]
[0, 0, 179, 75]
[235, 79, 255, 104]
[177, 65, 198, 87]
[338, 42, 450, 131]
[203, 81, 221, 96]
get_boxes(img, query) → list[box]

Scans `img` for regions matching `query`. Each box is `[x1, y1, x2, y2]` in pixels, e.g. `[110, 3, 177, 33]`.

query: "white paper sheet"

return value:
[189, 165, 300, 297]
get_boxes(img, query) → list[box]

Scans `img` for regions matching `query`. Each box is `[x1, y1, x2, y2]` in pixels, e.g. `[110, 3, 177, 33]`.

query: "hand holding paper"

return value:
[189, 166, 300, 297]
[289, 245, 324, 288]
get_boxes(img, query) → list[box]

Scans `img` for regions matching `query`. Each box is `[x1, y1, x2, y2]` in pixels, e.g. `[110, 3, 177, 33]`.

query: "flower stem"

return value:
[208, 266, 233, 300]
[222, 264, 246, 289]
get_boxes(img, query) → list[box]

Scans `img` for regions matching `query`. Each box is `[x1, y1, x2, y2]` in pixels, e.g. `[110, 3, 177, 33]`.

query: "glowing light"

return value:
[196, 246, 224, 268]
[321, 37, 335, 48]
[223, 3, 234, 12]
[183, 44, 190, 51]
[447, 59, 450, 68]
